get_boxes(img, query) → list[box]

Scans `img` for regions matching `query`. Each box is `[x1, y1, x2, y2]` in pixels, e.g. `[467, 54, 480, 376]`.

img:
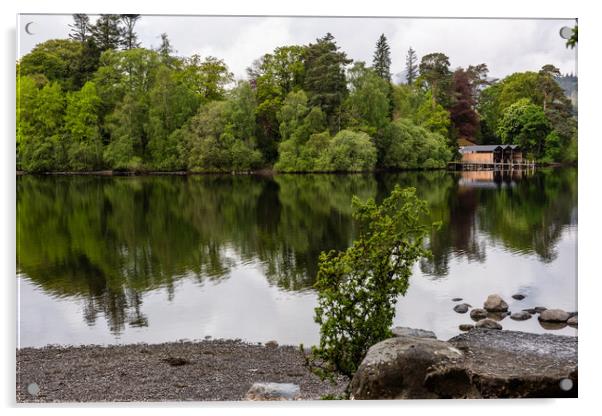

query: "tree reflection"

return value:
[17, 168, 576, 333]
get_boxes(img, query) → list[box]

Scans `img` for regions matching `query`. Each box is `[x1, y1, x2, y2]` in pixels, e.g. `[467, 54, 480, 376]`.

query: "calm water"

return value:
[17, 169, 578, 347]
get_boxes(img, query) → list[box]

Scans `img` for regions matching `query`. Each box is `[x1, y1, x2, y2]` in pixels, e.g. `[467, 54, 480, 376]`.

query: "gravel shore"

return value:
[16, 339, 348, 402]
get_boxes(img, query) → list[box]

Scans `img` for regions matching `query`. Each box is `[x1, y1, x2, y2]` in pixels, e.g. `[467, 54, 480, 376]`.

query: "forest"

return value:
[16, 14, 578, 173]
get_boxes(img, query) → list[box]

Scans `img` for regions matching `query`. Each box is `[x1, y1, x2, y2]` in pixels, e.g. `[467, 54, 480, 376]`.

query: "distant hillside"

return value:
[556, 74, 578, 109]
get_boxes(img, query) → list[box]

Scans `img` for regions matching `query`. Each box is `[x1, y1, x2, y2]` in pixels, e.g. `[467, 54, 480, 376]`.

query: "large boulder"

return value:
[391, 327, 436, 339]
[351, 330, 577, 399]
[444, 330, 578, 398]
[483, 294, 508, 312]
[349, 336, 463, 399]
[539, 309, 570, 322]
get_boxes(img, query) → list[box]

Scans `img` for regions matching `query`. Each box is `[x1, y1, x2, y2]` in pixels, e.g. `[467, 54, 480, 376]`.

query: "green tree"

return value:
[157, 33, 175, 63]
[418, 52, 451, 108]
[415, 91, 451, 138]
[312, 186, 432, 376]
[68, 14, 91, 42]
[146, 65, 200, 170]
[181, 84, 261, 172]
[344, 62, 390, 133]
[274, 90, 330, 172]
[181, 55, 233, 101]
[372, 34, 391, 82]
[19, 39, 84, 91]
[405, 47, 418, 85]
[104, 94, 145, 170]
[497, 98, 550, 158]
[90, 14, 123, 52]
[247, 45, 306, 162]
[64, 81, 103, 170]
[319, 129, 377, 172]
[376, 118, 451, 169]
[120, 14, 141, 50]
[17, 80, 67, 172]
[303, 33, 352, 132]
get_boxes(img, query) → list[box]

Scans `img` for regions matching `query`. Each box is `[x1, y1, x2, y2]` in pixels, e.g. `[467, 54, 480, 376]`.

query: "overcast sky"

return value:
[18, 14, 577, 81]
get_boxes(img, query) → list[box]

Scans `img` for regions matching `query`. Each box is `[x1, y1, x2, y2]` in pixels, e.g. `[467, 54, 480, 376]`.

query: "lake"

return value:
[16, 168, 577, 347]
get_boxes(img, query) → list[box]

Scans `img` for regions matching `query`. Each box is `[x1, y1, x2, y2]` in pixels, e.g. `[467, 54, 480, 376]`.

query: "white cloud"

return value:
[18, 15, 577, 80]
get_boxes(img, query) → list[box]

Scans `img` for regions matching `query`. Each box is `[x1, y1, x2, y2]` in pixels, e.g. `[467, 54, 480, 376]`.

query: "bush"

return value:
[321, 130, 377, 172]
[311, 186, 433, 377]
[377, 119, 451, 169]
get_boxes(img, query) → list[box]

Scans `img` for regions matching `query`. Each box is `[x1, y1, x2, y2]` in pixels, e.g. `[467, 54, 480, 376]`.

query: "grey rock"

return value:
[445, 330, 578, 398]
[510, 311, 532, 321]
[245, 382, 300, 401]
[522, 308, 537, 314]
[534, 306, 548, 314]
[452, 297, 463, 302]
[483, 294, 509, 312]
[475, 318, 502, 330]
[350, 336, 464, 399]
[568, 311, 578, 318]
[470, 308, 488, 321]
[487, 311, 511, 321]
[539, 321, 568, 330]
[567, 316, 578, 327]
[539, 309, 570, 323]
[453, 303, 471, 314]
[391, 326, 437, 339]
[459, 324, 474, 331]
[351, 330, 577, 399]
[512, 294, 526, 300]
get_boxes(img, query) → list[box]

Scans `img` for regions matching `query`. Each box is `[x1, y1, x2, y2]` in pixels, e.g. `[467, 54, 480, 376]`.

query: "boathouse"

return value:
[459, 145, 523, 165]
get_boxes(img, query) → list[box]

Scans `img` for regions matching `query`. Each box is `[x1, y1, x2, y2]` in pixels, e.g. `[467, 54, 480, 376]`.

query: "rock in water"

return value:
[349, 336, 464, 399]
[245, 383, 300, 400]
[391, 327, 437, 339]
[452, 297, 463, 302]
[512, 294, 526, 300]
[539, 309, 570, 323]
[510, 311, 532, 321]
[470, 308, 488, 321]
[567, 316, 578, 327]
[459, 324, 474, 331]
[475, 319, 502, 330]
[487, 311, 510, 322]
[522, 308, 537, 314]
[534, 306, 548, 314]
[453, 303, 471, 314]
[351, 330, 577, 399]
[483, 294, 508, 312]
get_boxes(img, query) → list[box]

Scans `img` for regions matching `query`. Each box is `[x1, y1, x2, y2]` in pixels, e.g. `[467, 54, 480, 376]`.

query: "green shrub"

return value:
[311, 185, 433, 377]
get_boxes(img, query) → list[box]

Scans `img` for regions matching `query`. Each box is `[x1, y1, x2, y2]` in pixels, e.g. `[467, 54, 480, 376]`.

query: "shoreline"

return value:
[16, 339, 348, 402]
[15, 163, 575, 177]
[17, 329, 578, 402]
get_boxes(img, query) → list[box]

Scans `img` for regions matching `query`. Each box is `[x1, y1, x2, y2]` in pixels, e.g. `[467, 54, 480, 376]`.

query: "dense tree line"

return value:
[16, 15, 577, 172]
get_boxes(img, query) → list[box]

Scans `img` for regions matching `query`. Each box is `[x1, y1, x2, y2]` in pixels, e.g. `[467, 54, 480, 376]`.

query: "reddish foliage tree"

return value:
[450, 69, 480, 139]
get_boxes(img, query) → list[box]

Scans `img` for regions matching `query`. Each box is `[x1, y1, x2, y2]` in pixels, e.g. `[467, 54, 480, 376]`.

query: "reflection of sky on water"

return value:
[19, 225, 577, 347]
[17, 170, 578, 347]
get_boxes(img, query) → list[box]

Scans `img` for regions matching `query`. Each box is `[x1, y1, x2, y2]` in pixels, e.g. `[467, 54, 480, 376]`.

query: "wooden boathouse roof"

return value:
[459, 144, 521, 154]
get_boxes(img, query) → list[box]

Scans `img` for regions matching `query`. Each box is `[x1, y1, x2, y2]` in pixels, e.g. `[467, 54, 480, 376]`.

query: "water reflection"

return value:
[16, 168, 577, 342]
